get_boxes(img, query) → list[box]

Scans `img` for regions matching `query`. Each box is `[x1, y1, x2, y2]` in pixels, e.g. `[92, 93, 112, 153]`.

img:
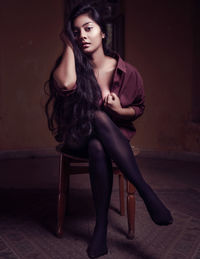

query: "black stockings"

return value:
[87, 139, 112, 257]
[92, 110, 173, 223]
[63, 110, 173, 258]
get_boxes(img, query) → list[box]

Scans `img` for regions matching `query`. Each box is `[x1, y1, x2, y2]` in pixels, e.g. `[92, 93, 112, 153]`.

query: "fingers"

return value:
[59, 31, 67, 42]
[104, 92, 119, 108]
[104, 96, 109, 106]
[110, 92, 117, 99]
[60, 31, 73, 48]
[104, 94, 113, 105]
[108, 94, 114, 102]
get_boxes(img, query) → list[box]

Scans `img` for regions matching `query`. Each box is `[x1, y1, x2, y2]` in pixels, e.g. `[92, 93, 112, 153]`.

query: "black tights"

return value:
[63, 111, 173, 258]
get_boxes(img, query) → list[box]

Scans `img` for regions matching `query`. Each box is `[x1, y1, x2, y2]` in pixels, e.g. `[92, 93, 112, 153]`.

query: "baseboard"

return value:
[134, 147, 200, 163]
[0, 147, 200, 162]
[0, 148, 58, 160]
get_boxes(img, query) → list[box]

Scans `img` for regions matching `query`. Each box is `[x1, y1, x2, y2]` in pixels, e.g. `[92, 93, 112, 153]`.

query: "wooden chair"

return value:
[56, 144, 138, 240]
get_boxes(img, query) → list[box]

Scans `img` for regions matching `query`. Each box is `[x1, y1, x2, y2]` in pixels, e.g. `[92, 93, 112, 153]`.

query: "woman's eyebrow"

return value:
[74, 22, 93, 29]
[82, 22, 93, 27]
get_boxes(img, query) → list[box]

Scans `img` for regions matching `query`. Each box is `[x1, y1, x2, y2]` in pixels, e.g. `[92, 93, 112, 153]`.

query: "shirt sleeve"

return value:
[127, 68, 145, 121]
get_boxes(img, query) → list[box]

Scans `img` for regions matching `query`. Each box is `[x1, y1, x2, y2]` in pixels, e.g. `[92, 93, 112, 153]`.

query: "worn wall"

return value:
[125, 0, 200, 153]
[0, 0, 199, 153]
[0, 0, 63, 150]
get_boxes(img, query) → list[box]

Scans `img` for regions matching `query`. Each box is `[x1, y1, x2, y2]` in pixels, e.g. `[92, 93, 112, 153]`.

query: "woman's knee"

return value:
[94, 110, 111, 130]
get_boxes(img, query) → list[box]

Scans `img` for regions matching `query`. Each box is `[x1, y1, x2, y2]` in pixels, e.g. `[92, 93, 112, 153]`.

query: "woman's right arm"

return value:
[53, 33, 77, 90]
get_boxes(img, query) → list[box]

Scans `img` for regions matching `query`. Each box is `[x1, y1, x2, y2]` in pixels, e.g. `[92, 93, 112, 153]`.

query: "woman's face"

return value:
[73, 13, 105, 54]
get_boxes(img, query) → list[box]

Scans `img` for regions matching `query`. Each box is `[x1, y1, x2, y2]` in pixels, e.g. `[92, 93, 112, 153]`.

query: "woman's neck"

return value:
[89, 47, 107, 70]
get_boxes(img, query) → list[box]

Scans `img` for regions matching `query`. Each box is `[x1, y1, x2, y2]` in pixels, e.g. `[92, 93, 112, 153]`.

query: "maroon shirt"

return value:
[55, 53, 145, 141]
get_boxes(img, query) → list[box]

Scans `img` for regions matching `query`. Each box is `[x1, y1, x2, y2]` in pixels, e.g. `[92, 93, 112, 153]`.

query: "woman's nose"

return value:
[79, 29, 87, 40]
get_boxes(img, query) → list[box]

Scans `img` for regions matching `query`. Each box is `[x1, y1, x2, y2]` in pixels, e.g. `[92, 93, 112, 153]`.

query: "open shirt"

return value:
[55, 53, 145, 141]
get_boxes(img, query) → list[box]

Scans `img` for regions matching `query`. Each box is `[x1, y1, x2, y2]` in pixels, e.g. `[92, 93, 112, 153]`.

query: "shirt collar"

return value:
[112, 52, 127, 73]
[111, 52, 126, 87]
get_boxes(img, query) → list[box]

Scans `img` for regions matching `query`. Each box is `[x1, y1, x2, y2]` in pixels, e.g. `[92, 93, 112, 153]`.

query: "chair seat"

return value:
[56, 143, 88, 160]
[56, 143, 137, 169]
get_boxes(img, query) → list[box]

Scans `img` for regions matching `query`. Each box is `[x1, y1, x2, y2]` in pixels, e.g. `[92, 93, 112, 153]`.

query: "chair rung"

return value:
[66, 167, 89, 174]
[69, 162, 89, 166]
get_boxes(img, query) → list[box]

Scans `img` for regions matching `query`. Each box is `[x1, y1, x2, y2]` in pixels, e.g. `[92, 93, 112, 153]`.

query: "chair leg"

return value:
[126, 180, 135, 239]
[118, 172, 125, 216]
[57, 154, 69, 237]
[65, 168, 70, 215]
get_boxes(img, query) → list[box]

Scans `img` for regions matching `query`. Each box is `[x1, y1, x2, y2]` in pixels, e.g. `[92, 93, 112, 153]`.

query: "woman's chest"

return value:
[95, 70, 114, 99]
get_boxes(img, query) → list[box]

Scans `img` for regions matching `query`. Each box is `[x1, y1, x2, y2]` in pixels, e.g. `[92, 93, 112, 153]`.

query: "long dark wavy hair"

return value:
[44, 3, 112, 143]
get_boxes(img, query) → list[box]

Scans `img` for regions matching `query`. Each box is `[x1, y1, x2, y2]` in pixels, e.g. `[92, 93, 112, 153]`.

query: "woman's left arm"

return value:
[104, 93, 136, 120]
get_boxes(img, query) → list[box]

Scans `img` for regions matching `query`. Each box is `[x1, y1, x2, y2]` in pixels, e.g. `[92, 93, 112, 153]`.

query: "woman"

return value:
[45, 3, 173, 259]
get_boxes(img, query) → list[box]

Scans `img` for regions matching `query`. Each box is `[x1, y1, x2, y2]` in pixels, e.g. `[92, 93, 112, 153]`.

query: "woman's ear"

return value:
[102, 33, 105, 39]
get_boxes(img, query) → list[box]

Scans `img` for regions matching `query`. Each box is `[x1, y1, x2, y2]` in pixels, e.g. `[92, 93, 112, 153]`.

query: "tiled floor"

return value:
[0, 156, 200, 258]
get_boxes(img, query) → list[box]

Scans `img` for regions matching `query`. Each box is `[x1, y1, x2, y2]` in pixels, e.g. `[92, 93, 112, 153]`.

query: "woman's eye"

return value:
[85, 27, 93, 31]
[73, 31, 79, 37]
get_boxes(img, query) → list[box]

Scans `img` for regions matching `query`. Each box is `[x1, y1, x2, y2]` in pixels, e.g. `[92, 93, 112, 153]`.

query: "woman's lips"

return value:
[82, 43, 90, 48]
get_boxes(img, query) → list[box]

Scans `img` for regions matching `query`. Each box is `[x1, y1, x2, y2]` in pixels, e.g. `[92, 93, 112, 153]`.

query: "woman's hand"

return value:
[60, 31, 73, 48]
[104, 92, 122, 113]
[104, 92, 136, 120]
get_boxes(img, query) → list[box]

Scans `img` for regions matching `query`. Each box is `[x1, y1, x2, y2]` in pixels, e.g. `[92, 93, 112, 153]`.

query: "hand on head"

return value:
[60, 31, 73, 48]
